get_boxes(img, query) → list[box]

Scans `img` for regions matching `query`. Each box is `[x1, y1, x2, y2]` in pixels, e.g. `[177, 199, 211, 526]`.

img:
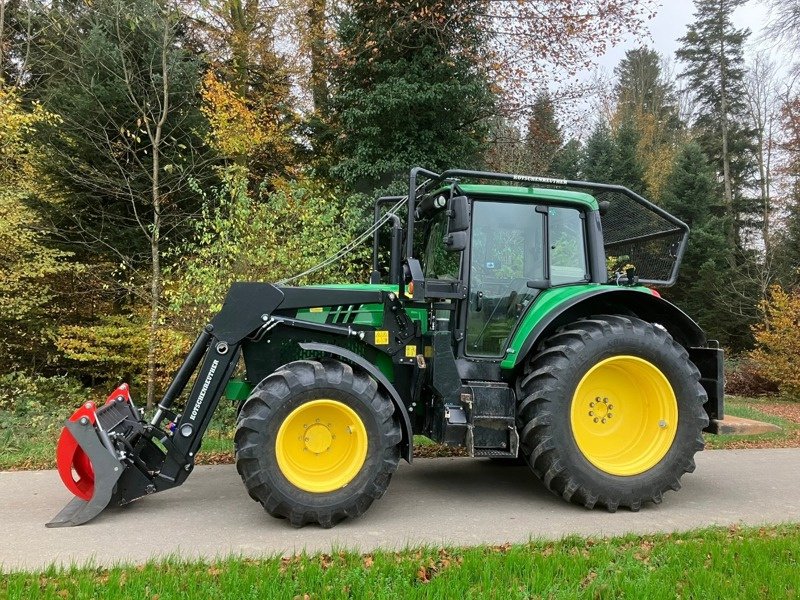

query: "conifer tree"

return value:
[524, 92, 562, 175]
[677, 0, 754, 248]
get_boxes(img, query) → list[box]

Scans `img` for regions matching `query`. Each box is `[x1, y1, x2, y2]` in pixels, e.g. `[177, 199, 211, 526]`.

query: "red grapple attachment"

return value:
[47, 384, 133, 528]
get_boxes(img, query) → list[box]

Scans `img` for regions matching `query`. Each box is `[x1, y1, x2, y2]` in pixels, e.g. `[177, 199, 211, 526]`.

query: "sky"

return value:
[598, 0, 773, 72]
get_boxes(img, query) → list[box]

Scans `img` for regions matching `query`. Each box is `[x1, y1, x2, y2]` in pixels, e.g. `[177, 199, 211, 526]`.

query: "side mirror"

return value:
[526, 279, 551, 290]
[447, 195, 469, 233]
[444, 231, 468, 252]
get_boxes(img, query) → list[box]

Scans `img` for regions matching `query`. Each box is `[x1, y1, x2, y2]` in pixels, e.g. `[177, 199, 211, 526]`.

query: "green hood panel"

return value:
[296, 284, 428, 331]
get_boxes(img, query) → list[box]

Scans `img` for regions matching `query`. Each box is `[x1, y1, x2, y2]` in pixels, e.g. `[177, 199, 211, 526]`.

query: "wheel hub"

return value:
[570, 355, 678, 476]
[303, 423, 333, 454]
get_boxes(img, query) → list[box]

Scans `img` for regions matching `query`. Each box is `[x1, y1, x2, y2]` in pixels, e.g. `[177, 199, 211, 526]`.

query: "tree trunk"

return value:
[719, 36, 736, 250]
[147, 133, 162, 410]
[308, 0, 328, 115]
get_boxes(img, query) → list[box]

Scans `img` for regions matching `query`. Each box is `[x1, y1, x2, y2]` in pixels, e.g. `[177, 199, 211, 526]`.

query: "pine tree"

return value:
[551, 139, 583, 180]
[582, 122, 616, 183]
[614, 47, 680, 130]
[611, 117, 646, 194]
[661, 142, 756, 350]
[524, 92, 562, 175]
[328, 0, 494, 191]
[677, 0, 754, 249]
[613, 47, 683, 200]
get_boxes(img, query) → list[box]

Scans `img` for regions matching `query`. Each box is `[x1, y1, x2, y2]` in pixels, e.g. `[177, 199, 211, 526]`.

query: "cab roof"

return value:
[456, 183, 599, 210]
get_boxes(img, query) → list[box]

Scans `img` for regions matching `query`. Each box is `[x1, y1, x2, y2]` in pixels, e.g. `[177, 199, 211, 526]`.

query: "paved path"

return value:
[2, 448, 800, 571]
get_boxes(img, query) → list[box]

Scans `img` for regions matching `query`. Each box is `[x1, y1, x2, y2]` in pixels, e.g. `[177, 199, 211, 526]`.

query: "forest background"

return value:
[1, 0, 799, 412]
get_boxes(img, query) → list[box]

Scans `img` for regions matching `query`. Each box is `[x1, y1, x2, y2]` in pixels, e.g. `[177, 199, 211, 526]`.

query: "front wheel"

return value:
[517, 315, 708, 511]
[234, 359, 401, 527]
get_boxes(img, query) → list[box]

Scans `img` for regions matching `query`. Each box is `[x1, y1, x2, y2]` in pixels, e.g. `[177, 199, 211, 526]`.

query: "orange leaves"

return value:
[750, 285, 800, 397]
[200, 71, 266, 158]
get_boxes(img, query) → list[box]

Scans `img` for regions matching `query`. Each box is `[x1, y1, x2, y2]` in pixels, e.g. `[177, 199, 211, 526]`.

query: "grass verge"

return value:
[2, 395, 797, 470]
[3, 525, 800, 599]
[704, 396, 800, 450]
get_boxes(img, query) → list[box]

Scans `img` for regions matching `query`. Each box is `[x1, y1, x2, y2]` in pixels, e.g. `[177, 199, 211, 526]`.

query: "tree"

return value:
[611, 116, 646, 193]
[524, 92, 562, 175]
[677, 0, 754, 249]
[613, 47, 683, 200]
[26, 0, 213, 407]
[614, 47, 680, 127]
[661, 142, 757, 350]
[328, 0, 494, 190]
[582, 121, 616, 183]
[184, 1, 298, 186]
[744, 51, 779, 256]
[0, 83, 70, 370]
[551, 139, 583, 180]
[750, 285, 800, 397]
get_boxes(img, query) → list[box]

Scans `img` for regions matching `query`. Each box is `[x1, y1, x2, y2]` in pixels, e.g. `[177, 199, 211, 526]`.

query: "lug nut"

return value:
[593, 418, 599, 423]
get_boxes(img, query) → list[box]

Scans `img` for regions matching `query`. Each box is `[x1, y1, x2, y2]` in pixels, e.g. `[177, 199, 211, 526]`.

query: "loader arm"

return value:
[48, 282, 414, 527]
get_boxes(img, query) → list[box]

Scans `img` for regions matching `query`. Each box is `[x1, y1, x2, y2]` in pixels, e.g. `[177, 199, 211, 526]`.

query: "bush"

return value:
[724, 356, 779, 397]
[750, 286, 800, 399]
[0, 372, 90, 414]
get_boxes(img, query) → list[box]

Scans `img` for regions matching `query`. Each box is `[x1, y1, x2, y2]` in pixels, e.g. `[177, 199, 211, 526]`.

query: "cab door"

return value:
[465, 201, 545, 357]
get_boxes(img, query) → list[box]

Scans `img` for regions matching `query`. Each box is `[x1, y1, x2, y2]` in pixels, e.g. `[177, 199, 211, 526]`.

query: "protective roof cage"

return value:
[407, 168, 689, 287]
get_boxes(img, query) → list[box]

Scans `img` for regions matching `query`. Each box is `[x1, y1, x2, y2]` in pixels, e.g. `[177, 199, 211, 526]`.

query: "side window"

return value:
[549, 207, 588, 285]
[423, 212, 461, 280]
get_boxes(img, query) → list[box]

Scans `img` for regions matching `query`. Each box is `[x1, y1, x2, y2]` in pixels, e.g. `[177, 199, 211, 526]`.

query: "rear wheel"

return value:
[517, 315, 708, 511]
[234, 359, 401, 527]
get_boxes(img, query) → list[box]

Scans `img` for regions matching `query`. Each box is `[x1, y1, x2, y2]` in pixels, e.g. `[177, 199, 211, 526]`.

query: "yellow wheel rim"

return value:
[570, 356, 678, 476]
[275, 399, 368, 493]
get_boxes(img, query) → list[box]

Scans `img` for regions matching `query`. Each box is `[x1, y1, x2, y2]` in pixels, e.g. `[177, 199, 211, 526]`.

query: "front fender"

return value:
[298, 342, 414, 463]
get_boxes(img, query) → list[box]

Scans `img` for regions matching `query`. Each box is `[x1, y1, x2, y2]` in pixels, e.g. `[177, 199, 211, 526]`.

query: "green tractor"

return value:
[48, 167, 723, 528]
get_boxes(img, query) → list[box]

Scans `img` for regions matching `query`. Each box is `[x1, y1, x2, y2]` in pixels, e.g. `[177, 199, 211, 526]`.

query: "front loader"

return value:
[48, 167, 724, 528]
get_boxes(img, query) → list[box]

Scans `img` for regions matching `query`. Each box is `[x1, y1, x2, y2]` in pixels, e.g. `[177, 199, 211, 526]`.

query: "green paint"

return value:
[456, 184, 599, 210]
[224, 378, 253, 402]
[501, 284, 654, 369]
[292, 284, 428, 381]
[297, 284, 429, 332]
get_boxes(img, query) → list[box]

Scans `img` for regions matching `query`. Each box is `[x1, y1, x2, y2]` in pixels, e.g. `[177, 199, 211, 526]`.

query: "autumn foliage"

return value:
[750, 286, 800, 398]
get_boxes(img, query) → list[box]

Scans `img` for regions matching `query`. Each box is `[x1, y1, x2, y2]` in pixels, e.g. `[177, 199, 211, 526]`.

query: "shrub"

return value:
[750, 286, 800, 399]
[724, 356, 779, 397]
[0, 372, 89, 416]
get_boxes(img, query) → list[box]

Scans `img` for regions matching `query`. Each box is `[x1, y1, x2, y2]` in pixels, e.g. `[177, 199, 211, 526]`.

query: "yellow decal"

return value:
[309, 307, 323, 313]
[424, 346, 433, 358]
[405, 345, 417, 358]
[374, 330, 389, 345]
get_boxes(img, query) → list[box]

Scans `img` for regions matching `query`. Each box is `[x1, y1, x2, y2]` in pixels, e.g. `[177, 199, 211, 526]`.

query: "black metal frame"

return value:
[405, 167, 690, 287]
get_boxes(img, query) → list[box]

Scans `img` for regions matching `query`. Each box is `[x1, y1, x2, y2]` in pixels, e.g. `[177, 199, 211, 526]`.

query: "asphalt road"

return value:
[2, 448, 800, 572]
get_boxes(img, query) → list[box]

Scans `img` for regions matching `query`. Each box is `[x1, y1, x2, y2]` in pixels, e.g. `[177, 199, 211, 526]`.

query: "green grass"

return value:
[2, 395, 798, 470]
[3, 525, 800, 599]
[703, 395, 799, 450]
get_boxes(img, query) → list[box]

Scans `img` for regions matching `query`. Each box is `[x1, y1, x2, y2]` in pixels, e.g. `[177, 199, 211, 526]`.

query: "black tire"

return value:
[234, 358, 401, 528]
[517, 315, 708, 512]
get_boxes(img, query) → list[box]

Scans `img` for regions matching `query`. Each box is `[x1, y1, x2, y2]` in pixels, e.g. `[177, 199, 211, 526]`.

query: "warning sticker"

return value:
[405, 345, 417, 358]
[374, 330, 389, 345]
[309, 307, 323, 313]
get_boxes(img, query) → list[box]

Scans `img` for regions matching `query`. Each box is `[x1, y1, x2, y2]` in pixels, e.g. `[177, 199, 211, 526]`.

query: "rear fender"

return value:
[509, 288, 707, 366]
[298, 342, 413, 463]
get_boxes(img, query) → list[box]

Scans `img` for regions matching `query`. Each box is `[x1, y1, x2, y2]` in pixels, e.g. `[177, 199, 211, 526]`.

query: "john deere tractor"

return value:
[48, 167, 723, 528]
